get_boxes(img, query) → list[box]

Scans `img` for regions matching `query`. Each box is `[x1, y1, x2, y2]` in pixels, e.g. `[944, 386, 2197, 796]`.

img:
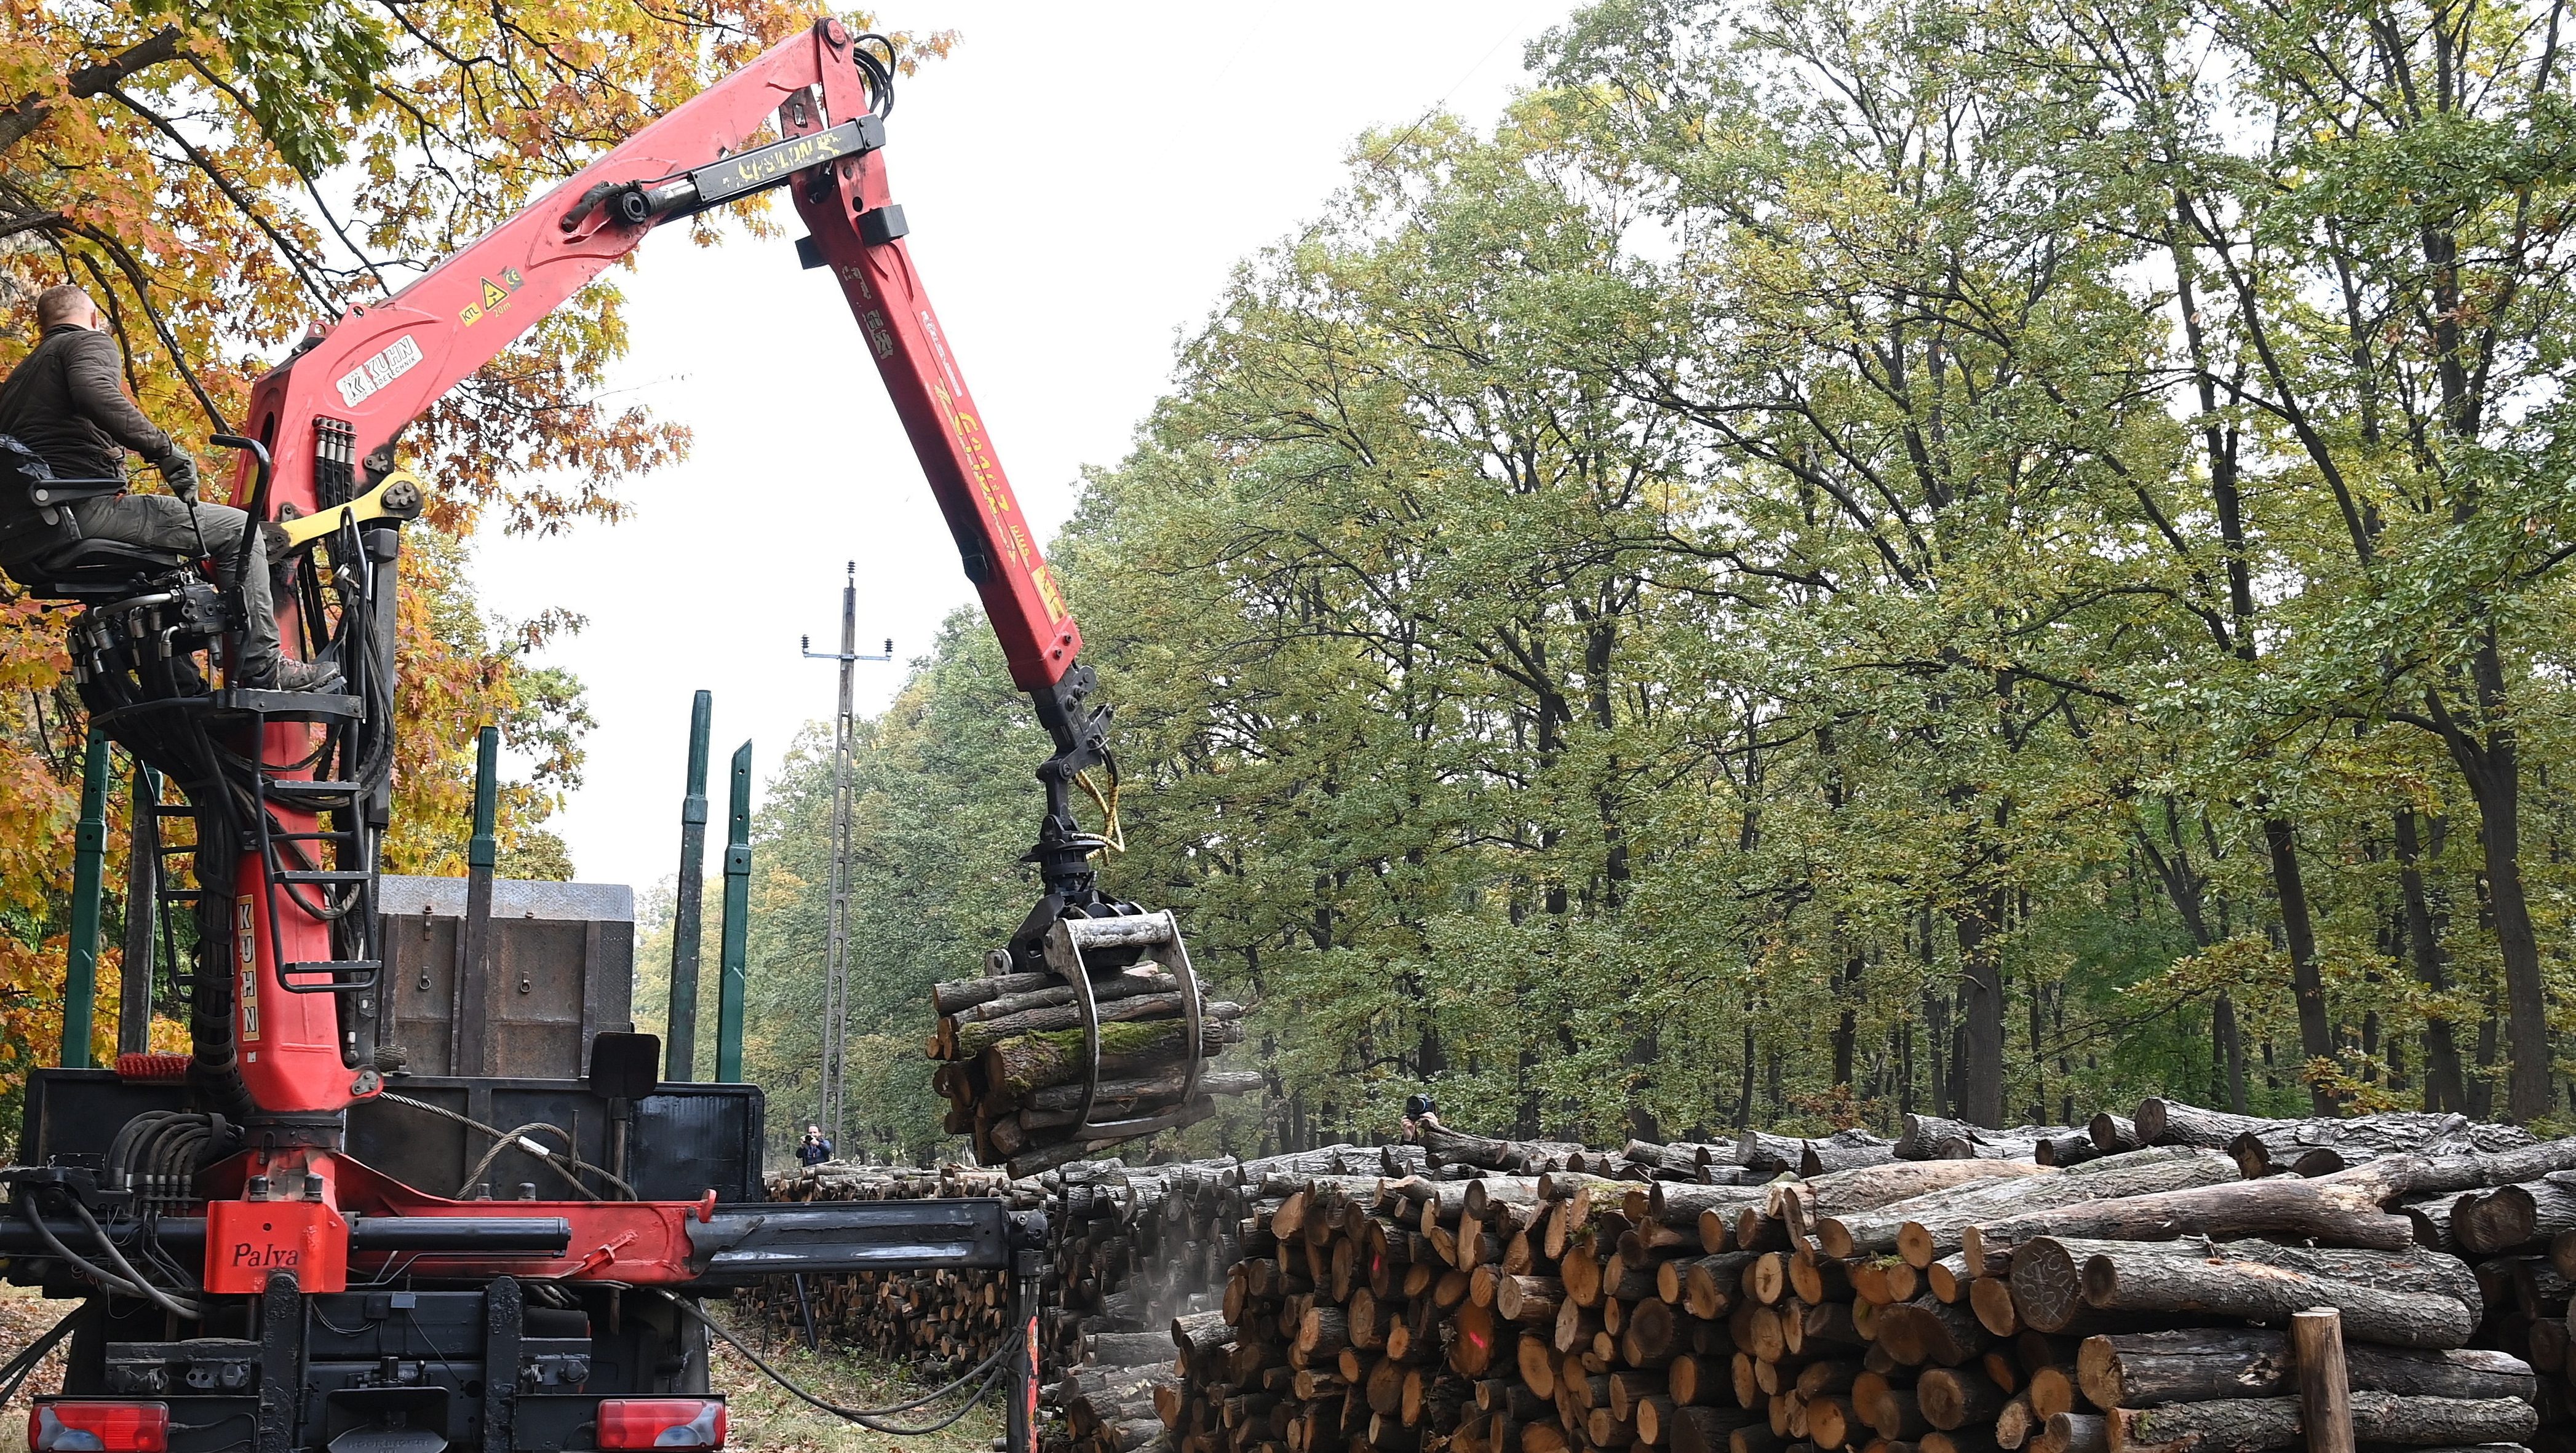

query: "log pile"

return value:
[927, 948, 1263, 1174]
[1155, 1103, 2576, 1453]
[743, 1162, 1043, 1379]
[1046, 1148, 1412, 1453]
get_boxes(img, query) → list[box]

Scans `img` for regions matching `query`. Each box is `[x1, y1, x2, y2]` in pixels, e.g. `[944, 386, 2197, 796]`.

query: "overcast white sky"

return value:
[469, 1, 1575, 893]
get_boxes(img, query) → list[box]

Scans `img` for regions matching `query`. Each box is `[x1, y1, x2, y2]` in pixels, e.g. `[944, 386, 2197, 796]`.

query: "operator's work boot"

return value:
[259, 657, 343, 693]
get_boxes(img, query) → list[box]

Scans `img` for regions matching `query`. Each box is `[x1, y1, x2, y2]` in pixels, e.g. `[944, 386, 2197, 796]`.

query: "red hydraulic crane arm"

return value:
[220, 17, 1110, 1127]
[232, 18, 1080, 693]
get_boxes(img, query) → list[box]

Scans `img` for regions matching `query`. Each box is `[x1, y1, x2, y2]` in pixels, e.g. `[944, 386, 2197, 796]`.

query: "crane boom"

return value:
[215, 18, 1120, 1125]
[234, 19, 1079, 694]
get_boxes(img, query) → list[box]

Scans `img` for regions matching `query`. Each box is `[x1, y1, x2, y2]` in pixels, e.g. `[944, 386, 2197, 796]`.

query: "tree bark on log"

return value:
[2036, 1133, 2102, 1168]
[1794, 1162, 2056, 1224]
[2074, 1329, 2534, 1408]
[1958, 1155, 2422, 1268]
[2070, 1245, 2475, 1348]
[1880, 1150, 2236, 1267]
[2130, 1099, 2286, 1150]
[2455, 1178, 2576, 1253]
[1918, 1366, 2006, 1430]
[979, 1017, 1242, 1097]
[2225, 1112, 2526, 1180]
[932, 969, 1057, 1015]
[1901, 1116, 1984, 1160]
[2088, 1115, 2141, 1154]
[955, 994, 1246, 1058]
[2104, 1393, 2534, 1453]
[2411, 1136, 2576, 1195]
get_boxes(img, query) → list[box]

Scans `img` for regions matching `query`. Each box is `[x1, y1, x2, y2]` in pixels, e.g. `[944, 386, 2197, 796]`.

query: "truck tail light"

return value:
[30, 1403, 170, 1453]
[597, 1399, 726, 1450]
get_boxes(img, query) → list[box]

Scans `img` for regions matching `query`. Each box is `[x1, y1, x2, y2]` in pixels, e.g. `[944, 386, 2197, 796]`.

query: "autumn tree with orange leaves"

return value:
[0, 0, 937, 1110]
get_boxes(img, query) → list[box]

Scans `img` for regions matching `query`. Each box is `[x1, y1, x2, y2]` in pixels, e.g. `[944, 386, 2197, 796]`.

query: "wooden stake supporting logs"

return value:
[2291, 1308, 2355, 1453]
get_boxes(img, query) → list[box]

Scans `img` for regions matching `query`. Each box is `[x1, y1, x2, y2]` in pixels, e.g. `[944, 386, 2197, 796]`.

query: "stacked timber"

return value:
[927, 948, 1262, 1174]
[744, 1162, 1042, 1378]
[1158, 1108, 2576, 1453]
[1045, 1149, 1401, 1453]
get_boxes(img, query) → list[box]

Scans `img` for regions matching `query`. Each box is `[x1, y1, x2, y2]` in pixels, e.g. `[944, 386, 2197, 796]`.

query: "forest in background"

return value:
[720, 0, 2576, 1162]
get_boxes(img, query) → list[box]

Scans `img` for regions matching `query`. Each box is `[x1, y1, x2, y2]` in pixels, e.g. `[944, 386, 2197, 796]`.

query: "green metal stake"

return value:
[62, 733, 109, 1069]
[666, 691, 712, 1081]
[455, 726, 501, 1076]
[715, 740, 752, 1083]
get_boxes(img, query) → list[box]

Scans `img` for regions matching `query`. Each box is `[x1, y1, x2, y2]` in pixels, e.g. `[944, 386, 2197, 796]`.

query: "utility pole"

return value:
[801, 563, 891, 1148]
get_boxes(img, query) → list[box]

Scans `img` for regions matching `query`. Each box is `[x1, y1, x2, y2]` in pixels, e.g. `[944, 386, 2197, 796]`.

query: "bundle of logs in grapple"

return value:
[928, 949, 1263, 1175]
[1159, 1101, 2576, 1453]
[738, 1162, 1043, 1379]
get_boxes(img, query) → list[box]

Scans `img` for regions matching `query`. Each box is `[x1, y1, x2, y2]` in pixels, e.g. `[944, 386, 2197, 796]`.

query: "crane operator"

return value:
[0, 283, 335, 692]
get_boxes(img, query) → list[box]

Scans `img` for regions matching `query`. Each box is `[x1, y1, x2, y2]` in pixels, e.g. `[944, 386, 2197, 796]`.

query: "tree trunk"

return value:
[1955, 888, 2007, 1130]
[2075, 1329, 2534, 1409]
[2394, 809, 2468, 1114]
[2260, 817, 2337, 1114]
[2212, 992, 2248, 1114]
[2430, 644, 2550, 1123]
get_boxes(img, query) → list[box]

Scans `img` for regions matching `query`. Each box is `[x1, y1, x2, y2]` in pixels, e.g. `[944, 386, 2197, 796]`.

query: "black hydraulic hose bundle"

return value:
[655, 1290, 1016, 1436]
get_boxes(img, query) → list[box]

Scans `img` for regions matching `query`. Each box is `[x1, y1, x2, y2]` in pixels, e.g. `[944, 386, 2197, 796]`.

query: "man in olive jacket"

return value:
[0, 283, 329, 690]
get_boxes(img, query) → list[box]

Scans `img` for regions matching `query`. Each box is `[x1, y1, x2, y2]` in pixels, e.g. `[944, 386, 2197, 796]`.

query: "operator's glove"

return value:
[157, 445, 199, 502]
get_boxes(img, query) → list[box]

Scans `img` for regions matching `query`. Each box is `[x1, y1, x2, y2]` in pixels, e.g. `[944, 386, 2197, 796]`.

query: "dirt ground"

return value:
[0, 1285, 74, 1453]
[709, 1312, 1003, 1453]
[0, 1285, 998, 1453]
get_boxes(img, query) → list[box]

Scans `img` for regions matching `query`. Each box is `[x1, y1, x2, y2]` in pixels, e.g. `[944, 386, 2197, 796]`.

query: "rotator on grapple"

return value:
[0, 18, 1196, 1453]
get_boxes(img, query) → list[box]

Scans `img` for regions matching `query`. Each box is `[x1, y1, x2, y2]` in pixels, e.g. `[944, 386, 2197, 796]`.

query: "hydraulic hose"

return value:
[654, 1290, 1014, 1435]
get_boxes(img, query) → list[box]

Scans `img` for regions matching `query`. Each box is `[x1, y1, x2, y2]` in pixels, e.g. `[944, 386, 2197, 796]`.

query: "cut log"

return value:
[2073, 1330, 2535, 1408]
[2104, 1393, 2534, 1453]
[949, 967, 1177, 1024]
[1899, 1117, 1984, 1160]
[2070, 1242, 2476, 1348]
[2011, 1235, 2480, 1339]
[2411, 1136, 2576, 1195]
[1882, 1150, 2236, 1267]
[2130, 1099, 2286, 1150]
[1958, 1155, 2422, 1267]
[2226, 1112, 2516, 1181]
[2035, 1134, 2102, 1169]
[953, 993, 1247, 1057]
[1917, 1366, 2005, 1430]
[2031, 1413, 2105, 1453]
[2455, 1178, 2576, 1253]
[1797, 1162, 2056, 1222]
[2087, 1116, 2141, 1154]
[932, 968, 1057, 1015]
[2407, 1191, 2468, 1253]
[979, 1016, 1242, 1097]
[1873, 1296, 1992, 1368]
